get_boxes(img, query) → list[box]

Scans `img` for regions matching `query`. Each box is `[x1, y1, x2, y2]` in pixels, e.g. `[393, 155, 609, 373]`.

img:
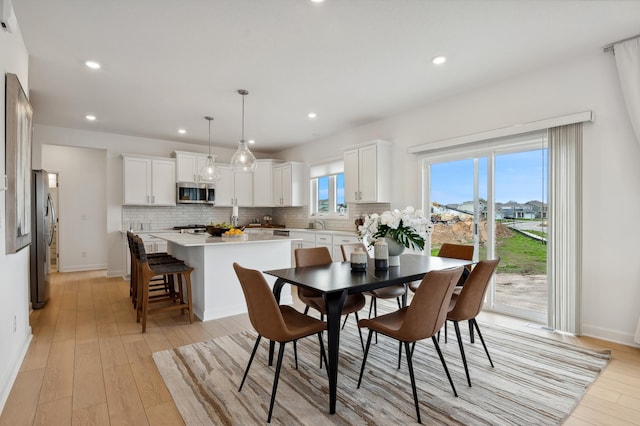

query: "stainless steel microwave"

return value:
[176, 182, 215, 204]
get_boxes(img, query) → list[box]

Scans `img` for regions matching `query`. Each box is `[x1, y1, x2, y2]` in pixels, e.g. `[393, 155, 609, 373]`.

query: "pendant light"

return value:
[230, 89, 258, 173]
[200, 116, 221, 182]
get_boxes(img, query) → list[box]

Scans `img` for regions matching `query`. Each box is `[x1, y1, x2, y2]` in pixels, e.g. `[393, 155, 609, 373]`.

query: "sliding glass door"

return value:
[425, 135, 548, 323]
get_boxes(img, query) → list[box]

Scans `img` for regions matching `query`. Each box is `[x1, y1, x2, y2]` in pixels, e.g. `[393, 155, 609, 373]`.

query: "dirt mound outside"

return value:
[431, 219, 512, 245]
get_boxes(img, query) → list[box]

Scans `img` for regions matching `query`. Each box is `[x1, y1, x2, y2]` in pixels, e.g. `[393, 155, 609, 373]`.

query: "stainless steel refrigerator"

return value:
[30, 169, 56, 309]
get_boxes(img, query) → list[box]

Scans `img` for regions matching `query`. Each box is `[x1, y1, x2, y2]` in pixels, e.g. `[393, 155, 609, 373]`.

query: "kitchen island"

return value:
[152, 233, 299, 321]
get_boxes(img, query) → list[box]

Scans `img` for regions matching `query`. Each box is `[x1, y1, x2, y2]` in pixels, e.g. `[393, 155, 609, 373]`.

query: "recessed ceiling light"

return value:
[307, 112, 317, 119]
[311, 0, 325, 3]
[85, 60, 101, 70]
[432, 56, 447, 65]
[248, 139, 255, 144]
[178, 129, 186, 134]
[85, 115, 96, 121]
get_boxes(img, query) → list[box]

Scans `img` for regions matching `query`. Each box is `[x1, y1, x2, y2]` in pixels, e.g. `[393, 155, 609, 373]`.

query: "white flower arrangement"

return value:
[356, 206, 433, 251]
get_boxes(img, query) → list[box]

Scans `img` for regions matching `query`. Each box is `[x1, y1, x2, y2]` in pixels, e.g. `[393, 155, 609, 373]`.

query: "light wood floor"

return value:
[1, 270, 639, 425]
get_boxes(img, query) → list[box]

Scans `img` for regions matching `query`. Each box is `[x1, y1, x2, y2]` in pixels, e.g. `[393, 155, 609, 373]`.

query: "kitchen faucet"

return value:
[312, 219, 326, 230]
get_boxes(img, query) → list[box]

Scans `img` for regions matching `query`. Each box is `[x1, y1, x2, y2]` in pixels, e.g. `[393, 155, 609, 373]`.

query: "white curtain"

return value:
[548, 123, 582, 335]
[614, 37, 640, 145]
[613, 37, 640, 344]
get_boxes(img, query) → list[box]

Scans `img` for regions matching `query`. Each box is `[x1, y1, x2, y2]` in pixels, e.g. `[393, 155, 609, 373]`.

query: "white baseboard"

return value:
[581, 323, 640, 348]
[0, 330, 33, 414]
[59, 263, 107, 272]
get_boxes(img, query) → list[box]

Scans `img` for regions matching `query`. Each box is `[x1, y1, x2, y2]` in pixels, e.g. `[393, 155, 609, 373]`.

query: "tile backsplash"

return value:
[123, 205, 274, 231]
[123, 203, 391, 232]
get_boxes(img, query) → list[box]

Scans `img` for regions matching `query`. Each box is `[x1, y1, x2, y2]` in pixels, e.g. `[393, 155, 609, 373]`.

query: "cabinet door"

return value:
[215, 165, 234, 206]
[234, 171, 254, 206]
[253, 161, 274, 206]
[195, 156, 211, 181]
[281, 164, 293, 206]
[176, 154, 197, 182]
[357, 144, 378, 202]
[151, 160, 176, 205]
[344, 148, 359, 203]
[123, 157, 151, 205]
[273, 166, 284, 205]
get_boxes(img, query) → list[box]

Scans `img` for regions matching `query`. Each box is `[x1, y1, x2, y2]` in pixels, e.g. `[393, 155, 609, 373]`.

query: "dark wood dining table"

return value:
[264, 253, 473, 414]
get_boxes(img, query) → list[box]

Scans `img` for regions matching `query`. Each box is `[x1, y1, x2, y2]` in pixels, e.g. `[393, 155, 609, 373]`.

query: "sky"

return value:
[430, 149, 548, 206]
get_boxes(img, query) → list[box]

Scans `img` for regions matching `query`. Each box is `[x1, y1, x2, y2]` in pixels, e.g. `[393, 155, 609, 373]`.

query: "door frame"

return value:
[421, 132, 548, 323]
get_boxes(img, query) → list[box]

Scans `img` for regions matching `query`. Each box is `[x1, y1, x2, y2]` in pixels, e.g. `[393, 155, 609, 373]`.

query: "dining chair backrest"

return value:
[294, 246, 333, 267]
[438, 243, 474, 261]
[401, 266, 463, 341]
[340, 242, 368, 262]
[447, 259, 500, 321]
[232, 263, 289, 342]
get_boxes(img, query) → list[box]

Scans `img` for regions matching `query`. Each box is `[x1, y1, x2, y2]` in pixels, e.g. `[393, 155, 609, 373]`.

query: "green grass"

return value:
[432, 232, 547, 275]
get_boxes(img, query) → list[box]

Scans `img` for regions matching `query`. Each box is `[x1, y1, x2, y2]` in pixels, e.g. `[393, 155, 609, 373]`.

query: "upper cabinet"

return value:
[344, 140, 390, 203]
[123, 154, 176, 206]
[253, 159, 281, 207]
[174, 151, 210, 183]
[215, 164, 254, 207]
[273, 162, 306, 206]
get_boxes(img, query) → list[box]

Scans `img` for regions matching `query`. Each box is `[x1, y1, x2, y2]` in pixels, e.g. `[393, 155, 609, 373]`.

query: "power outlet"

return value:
[82, 251, 87, 258]
[13, 315, 16, 333]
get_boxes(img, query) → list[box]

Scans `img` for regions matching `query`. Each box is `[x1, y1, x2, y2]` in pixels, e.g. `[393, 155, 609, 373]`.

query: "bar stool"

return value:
[130, 235, 194, 332]
[126, 231, 183, 309]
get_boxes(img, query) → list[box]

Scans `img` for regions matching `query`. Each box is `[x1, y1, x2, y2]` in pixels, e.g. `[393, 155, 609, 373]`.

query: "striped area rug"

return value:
[153, 317, 610, 425]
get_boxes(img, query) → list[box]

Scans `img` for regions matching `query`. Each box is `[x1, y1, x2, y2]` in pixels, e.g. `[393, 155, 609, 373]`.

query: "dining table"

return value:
[264, 253, 473, 414]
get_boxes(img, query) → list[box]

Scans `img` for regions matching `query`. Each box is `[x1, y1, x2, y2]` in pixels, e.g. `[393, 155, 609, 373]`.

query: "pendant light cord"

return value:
[241, 93, 245, 142]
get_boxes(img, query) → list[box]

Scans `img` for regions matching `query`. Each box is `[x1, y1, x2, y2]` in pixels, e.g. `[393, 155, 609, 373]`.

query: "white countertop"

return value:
[151, 232, 301, 247]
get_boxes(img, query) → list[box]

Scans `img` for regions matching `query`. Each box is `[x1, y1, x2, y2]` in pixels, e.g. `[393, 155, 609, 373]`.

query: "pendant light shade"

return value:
[200, 116, 221, 182]
[230, 89, 258, 173]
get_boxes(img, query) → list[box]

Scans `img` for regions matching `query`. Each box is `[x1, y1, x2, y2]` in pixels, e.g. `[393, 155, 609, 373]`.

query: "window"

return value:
[310, 173, 347, 216]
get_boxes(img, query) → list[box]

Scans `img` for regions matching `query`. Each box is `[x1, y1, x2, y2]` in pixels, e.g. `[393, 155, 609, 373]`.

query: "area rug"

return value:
[153, 320, 610, 425]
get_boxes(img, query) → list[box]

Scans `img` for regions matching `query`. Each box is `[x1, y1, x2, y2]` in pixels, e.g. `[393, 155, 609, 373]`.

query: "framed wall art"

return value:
[5, 72, 33, 253]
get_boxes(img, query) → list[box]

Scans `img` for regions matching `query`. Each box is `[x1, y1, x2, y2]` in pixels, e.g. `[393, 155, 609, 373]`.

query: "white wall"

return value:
[32, 126, 247, 277]
[0, 21, 33, 412]
[278, 51, 640, 347]
[41, 145, 107, 271]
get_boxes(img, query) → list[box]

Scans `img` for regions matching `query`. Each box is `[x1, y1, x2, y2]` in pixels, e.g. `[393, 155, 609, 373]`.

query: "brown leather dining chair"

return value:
[294, 246, 366, 352]
[357, 266, 464, 424]
[232, 263, 328, 423]
[409, 243, 474, 292]
[445, 258, 500, 387]
[341, 243, 407, 319]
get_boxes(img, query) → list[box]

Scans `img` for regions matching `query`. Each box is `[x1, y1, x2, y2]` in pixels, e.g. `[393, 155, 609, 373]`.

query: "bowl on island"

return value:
[206, 225, 230, 237]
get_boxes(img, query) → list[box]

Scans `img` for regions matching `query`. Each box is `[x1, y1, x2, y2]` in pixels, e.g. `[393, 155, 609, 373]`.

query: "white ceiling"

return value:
[11, 0, 640, 154]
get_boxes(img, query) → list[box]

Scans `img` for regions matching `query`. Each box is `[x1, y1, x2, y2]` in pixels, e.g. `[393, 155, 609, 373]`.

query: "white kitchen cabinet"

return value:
[273, 162, 306, 206]
[289, 230, 316, 265]
[288, 230, 361, 264]
[123, 155, 176, 206]
[332, 234, 361, 261]
[344, 140, 390, 203]
[215, 164, 254, 207]
[174, 151, 210, 182]
[253, 159, 281, 206]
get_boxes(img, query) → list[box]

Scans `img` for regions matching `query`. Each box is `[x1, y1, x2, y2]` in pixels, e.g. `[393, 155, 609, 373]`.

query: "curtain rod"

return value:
[603, 34, 640, 53]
